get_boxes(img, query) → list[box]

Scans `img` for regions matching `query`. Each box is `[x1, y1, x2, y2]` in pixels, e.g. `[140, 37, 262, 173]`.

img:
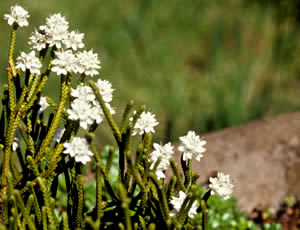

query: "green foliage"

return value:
[191, 189, 282, 230]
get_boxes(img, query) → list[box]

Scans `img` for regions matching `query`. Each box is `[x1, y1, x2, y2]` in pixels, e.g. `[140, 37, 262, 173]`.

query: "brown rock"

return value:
[171, 112, 300, 212]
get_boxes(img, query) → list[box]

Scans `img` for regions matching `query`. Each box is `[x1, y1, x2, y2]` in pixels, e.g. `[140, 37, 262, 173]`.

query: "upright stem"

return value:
[35, 74, 71, 162]
[8, 24, 18, 77]
[1, 110, 22, 186]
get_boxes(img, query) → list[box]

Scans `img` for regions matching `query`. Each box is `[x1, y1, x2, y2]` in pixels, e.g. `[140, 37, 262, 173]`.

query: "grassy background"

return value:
[1, 0, 300, 145]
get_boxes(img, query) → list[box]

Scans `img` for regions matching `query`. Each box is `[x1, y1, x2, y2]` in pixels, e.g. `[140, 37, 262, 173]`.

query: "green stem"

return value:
[8, 25, 18, 77]
[35, 74, 70, 162]
[89, 80, 122, 143]
[1, 110, 22, 186]
[74, 163, 84, 229]
[119, 183, 132, 230]
[201, 200, 208, 230]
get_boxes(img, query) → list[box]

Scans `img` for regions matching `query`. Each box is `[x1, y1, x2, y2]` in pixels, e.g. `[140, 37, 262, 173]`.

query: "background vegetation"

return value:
[1, 0, 300, 144]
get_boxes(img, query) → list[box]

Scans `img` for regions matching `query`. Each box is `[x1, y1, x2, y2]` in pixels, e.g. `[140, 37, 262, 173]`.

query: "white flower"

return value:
[39, 96, 49, 113]
[132, 111, 159, 136]
[12, 136, 19, 151]
[95, 79, 114, 103]
[209, 172, 233, 200]
[76, 49, 101, 76]
[90, 105, 105, 124]
[46, 13, 68, 28]
[28, 26, 48, 51]
[67, 99, 95, 130]
[51, 50, 78, 75]
[63, 137, 93, 164]
[71, 85, 95, 102]
[15, 51, 42, 74]
[178, 131, 206, 161]
[4, 5, 29, 27]
[63, 30, 85, 51]
[170, 191, 198, 218]
[45, 14, 69, 49]
[52, 128, 65, 143]
[150, 143, 174, 179]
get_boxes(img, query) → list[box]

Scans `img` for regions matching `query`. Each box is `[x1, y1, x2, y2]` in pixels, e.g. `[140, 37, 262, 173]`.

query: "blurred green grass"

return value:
[1, 0, 300, 144]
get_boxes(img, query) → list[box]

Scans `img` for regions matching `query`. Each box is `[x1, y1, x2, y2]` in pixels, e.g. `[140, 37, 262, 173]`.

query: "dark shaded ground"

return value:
[249, 200, 300, 230]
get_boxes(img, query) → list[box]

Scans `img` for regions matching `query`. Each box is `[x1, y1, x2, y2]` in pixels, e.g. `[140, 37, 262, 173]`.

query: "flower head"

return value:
[95, 79, 114, 103]
[132, 111, 159, 136]
[71, 85, 95, 102]
[51, 50, 78, 75]
[150, 143, 174, 179]
[178, 131, 206, 161]
[209, 172, 233, 200]
[16, 51, 42, 74]
[170, 191, 198, 218]
[63, 137, 93, 164]
[67, 99, 96, 130]
[45, 13, 69, 49]
[63, 30, 85, 51]
[28, 26, 48, 51]
[76, 49, 101, 77]
[4, 5, 29, 27]
[39, 96, 49, 113]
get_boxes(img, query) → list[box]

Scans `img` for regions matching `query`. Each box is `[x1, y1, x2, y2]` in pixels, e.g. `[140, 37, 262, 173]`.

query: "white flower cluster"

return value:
[15, 51, 42, 75]
[63, 137, 93, 164]
[170, 191, 198, 218]
[4, 5, 29, 27]
[26, 12, 100, 77]
[178, 131, 206, 161]
[209, 172, 234, 200]
[67, 79, 115, 130]
[5, 6, 101, 77]
[150, 143, 174, 179]
[132, 111, 159, 136]
[149, 130, 233, 204]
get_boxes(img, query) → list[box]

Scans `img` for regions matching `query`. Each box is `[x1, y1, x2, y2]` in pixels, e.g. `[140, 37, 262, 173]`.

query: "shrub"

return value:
[0, 5, 279, 230]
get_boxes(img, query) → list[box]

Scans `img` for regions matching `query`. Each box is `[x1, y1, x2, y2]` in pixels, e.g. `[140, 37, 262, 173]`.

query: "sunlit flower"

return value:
[39, 96, 49, 113]
[45, 13, 69, 48]
[28, 26, 48, 51]
[63, 30, 84, 51]
[95, 79, 114, 103]
[63, 137, 93, 164]
[4, 5, 29, 27]
[132, 111, 159, 136]
[51, 50, 78, 75]
[178, 131, 206, 161]
[209, 172, 233, 200]
[67, 99, 95, 130]
[76, 49, 101, 76]
[46, 13, 68, 28]
[71, 85, 95, 102]
[150, 143, 174, 179]
[90, 105, 105, 124]
[16, 51, 42, 74]
[170, 191, 198, 218]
